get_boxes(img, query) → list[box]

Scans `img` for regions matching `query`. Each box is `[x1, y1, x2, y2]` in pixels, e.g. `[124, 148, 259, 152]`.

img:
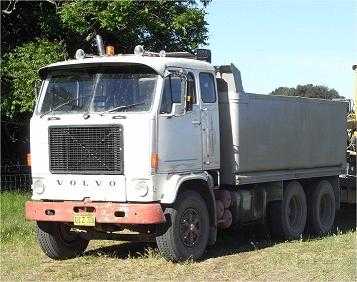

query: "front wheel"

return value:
[156, 190, 210, 262]
[37, 221, 89, 260]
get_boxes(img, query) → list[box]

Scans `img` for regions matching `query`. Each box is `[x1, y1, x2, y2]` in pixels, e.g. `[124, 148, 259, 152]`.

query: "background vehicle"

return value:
[26, 37, 347, 262]
[339, 65, 356, 204]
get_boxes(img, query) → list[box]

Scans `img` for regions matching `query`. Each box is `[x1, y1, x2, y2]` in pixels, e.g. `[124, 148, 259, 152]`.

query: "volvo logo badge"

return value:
[56, 179, 117, 187]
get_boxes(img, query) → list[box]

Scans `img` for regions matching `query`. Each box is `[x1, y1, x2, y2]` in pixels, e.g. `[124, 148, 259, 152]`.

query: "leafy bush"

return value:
[1, 39, 67, 117]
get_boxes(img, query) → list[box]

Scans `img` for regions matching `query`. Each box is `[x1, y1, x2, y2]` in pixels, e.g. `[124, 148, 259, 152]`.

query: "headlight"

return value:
[135, 181, 149, 197]
[32, 178, 46, 194]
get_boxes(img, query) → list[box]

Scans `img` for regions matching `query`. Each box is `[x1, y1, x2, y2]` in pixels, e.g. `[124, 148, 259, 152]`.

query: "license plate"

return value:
[73, 213, 96, 226]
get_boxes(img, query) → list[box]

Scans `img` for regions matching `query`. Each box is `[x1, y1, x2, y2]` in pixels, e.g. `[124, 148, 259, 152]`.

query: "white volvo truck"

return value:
[26, 42, 347, 262]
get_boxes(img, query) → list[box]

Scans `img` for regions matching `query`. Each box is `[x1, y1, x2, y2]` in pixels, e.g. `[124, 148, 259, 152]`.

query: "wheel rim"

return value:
[287, 195, 303, 228]
[319, 193, 333, 227]
[179, 208, 201, 248]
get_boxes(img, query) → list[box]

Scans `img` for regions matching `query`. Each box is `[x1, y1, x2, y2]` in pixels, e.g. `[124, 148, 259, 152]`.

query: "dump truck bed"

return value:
[217, 65, 347, 185]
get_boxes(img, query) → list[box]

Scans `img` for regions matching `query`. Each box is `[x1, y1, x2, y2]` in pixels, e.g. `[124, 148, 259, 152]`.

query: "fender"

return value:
[156, 171, 217, 245]
[156, 172, 214, 204]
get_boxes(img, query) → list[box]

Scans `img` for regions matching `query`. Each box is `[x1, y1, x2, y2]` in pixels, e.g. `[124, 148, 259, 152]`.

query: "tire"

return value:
[156, 190, 210, 262]
[268, 181, 307, 240]
[37, 221, 89, 260]
[307, 180, 336, 235]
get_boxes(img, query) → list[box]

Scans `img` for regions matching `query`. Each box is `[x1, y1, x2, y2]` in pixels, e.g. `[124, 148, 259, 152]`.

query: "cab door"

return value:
[157, 70, 202, 173]
[198, 72, 220, 170]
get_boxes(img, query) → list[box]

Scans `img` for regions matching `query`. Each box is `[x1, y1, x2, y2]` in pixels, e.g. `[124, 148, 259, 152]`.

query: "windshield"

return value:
[38, 69, 158, 115]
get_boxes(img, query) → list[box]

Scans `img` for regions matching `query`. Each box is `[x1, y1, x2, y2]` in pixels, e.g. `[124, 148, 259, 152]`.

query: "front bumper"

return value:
[25, 201, 165, 224]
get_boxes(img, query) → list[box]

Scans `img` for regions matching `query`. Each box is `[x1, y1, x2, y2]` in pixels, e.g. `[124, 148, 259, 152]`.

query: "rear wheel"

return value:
[156, 190, 209, 262]
[269, 181, 307, 240]
[307, 180, 336, 235]
[37, 221, 89, 260]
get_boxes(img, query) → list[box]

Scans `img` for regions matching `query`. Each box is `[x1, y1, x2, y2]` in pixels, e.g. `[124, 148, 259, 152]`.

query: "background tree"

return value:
[1, 1, 72, 119]
[1, 0, 211, 119]
[1, 0, 211, 167]
[270, 87, 296, 97]
[271, 84, 342, 100]
[59, 0, 210, 53]
[1, 0, 67, 53]
[1, 40, 67, 118]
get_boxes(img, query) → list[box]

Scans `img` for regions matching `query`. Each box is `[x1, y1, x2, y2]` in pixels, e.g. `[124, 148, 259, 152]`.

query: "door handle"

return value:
[192, 120, 201, 125]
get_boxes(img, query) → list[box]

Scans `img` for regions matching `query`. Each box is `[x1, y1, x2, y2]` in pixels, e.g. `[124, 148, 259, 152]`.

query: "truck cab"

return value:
[26, 49, 221, 261]
[29, 53, 219, 204]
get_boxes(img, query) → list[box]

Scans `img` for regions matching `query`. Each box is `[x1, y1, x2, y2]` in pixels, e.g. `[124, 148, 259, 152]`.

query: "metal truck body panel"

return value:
[30, 113, 158, 202]
[38, 55, 215, 79]
[218, 65, 347, 185]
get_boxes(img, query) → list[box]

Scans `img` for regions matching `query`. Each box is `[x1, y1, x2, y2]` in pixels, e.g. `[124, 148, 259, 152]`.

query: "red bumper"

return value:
[25, 201, 165, 225]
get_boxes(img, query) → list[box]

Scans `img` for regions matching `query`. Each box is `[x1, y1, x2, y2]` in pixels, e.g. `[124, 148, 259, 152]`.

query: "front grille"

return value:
[49, 126, 123, 174]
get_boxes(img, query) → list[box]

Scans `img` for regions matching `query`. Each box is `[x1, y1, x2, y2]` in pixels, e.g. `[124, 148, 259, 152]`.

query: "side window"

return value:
[186, 73, 196, 109]
[199, 73, 216, 103]
[160, 76, 182, 114]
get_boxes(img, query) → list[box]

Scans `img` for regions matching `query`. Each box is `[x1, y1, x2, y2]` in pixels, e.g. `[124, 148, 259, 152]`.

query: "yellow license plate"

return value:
[73, 213, 96, 226]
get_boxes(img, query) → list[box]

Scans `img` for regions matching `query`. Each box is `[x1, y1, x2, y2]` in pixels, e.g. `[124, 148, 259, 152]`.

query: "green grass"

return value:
[0, 191, 35, 245]
[0, 191, 356, 280]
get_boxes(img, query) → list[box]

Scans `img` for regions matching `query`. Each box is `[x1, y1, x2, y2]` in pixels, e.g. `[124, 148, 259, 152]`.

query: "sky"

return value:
[205, 0, 356, 99]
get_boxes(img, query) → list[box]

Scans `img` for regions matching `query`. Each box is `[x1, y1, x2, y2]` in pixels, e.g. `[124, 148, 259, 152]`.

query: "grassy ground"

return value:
[1, 191, 356, 281]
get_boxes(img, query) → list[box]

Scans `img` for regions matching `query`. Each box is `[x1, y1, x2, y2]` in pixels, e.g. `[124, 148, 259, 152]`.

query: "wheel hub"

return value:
[288, 195, 302, 228]
[179, 208, 201, 248]
[319, 193, 332, 226]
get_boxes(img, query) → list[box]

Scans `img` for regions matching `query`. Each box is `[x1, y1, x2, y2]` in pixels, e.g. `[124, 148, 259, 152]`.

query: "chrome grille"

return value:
[49, 126, 123, 174]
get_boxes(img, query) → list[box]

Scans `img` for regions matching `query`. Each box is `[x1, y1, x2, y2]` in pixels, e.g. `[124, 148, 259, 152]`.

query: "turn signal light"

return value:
[27, 153, 31, 167]
[151, 153, 159, 172]
[106, 46, 115, 56]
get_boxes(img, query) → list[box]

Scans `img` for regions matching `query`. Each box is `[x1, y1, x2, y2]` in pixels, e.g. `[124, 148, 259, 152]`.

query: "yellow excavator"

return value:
[339, 65, 356, 204]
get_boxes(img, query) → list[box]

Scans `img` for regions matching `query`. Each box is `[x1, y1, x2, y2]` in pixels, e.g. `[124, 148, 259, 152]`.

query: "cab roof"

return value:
[39, 55, 214, 79]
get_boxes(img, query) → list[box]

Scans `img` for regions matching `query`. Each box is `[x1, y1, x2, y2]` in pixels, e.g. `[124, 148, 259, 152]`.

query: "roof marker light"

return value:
[106, 45, 115, 56]
[75, 49, 85, 60]
[159, 50, 166, 57]
[134, 45, 144, 56]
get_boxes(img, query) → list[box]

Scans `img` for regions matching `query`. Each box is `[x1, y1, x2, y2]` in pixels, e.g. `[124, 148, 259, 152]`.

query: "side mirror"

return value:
[162, 69, 188, 117]
[164, 69, 172, 77]
[171, 103, 185, 116]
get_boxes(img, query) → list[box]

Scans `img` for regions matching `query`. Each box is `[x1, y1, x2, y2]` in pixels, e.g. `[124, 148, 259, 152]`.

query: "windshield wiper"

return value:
[105, 102, 146, 113]
[40, 98, 79, 118]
